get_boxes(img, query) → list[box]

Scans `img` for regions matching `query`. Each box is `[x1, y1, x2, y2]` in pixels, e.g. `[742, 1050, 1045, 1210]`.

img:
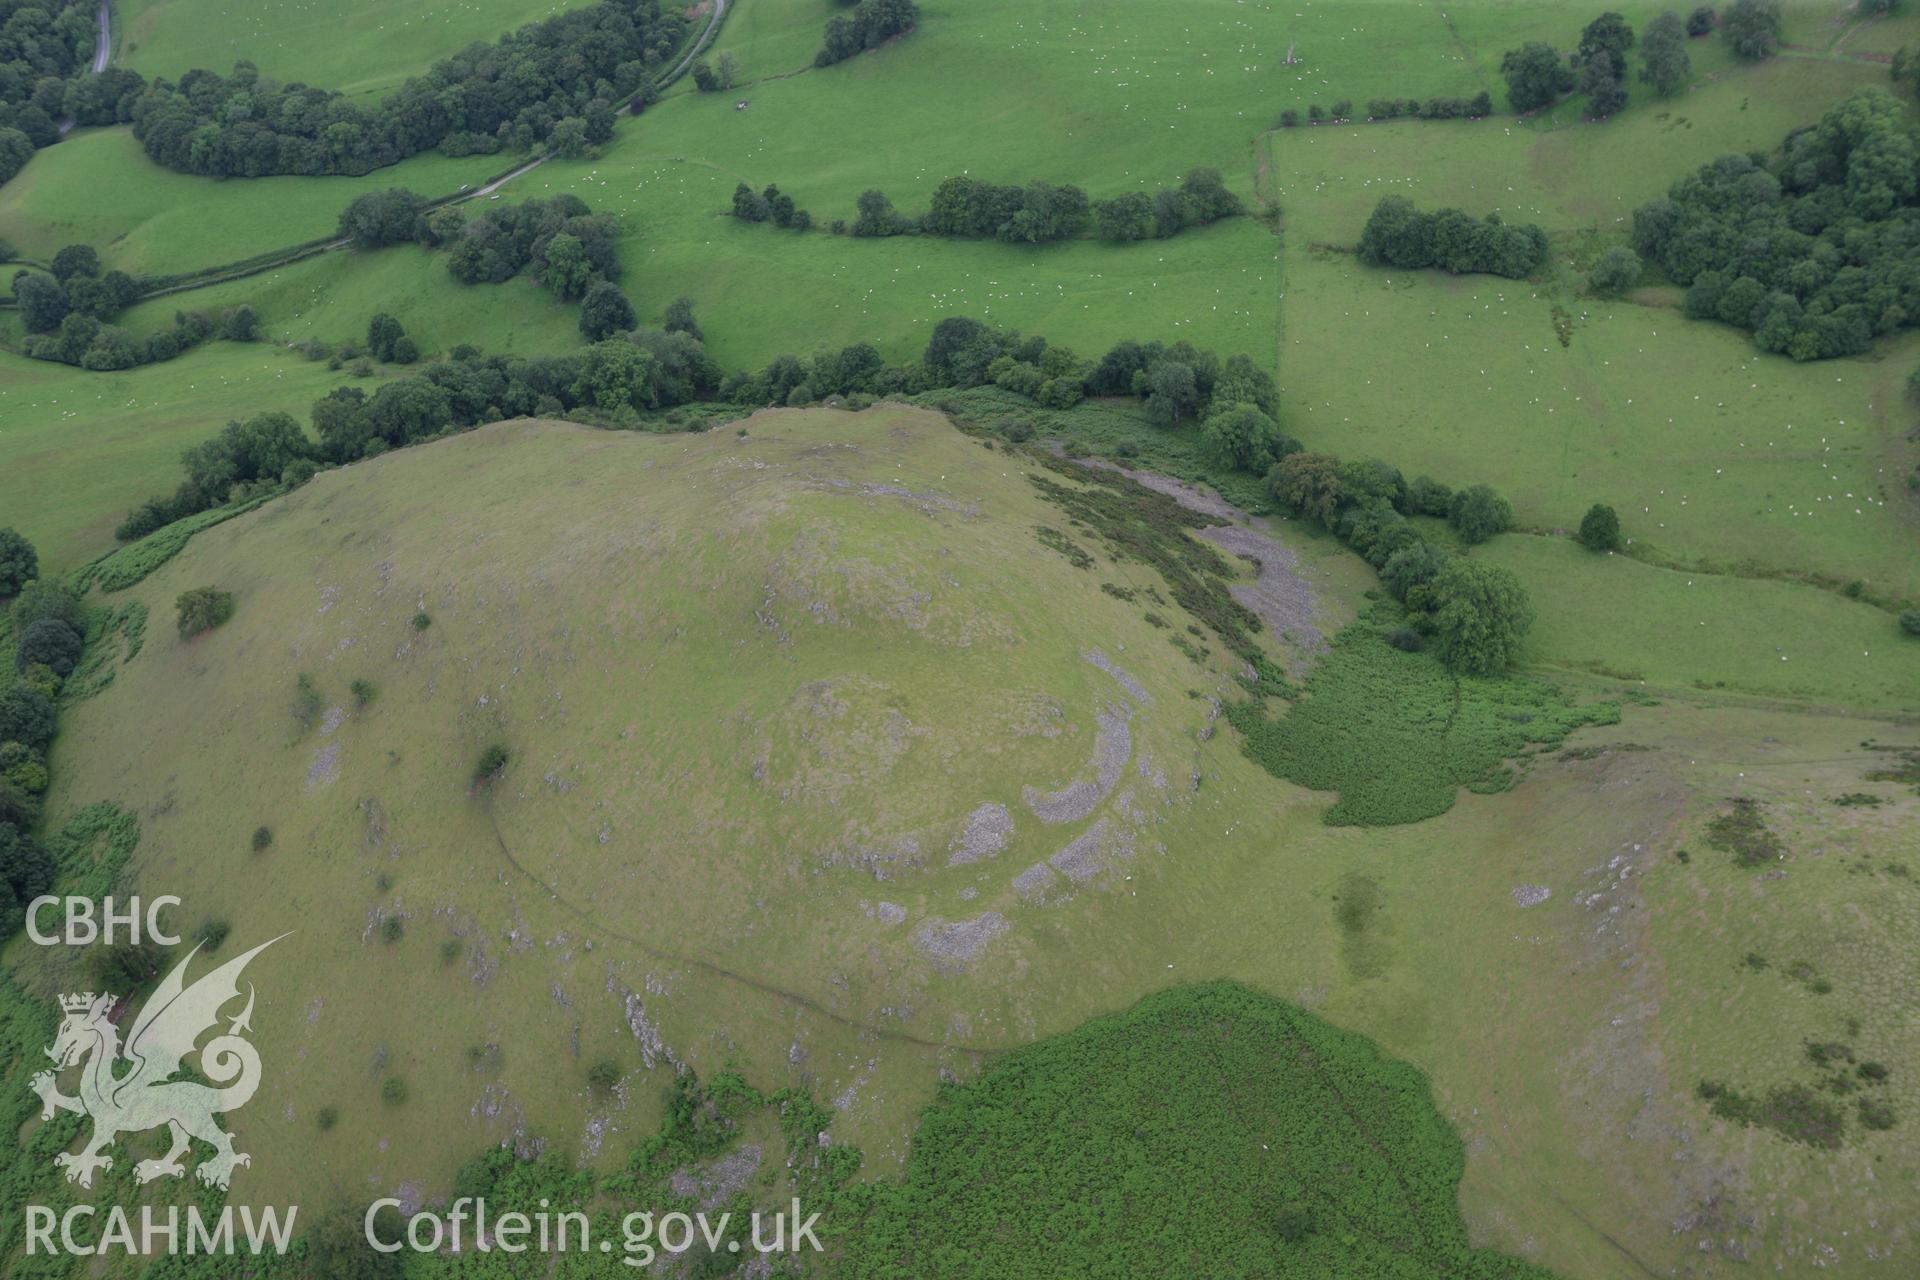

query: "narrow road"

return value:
[56, 0, 112, 134]
[90, 0, 111, 73]
[449, 0, 725, 206]
[442, 0, 725, 205]
[62, 0, 727, 299]
[663, 0, 727, 88]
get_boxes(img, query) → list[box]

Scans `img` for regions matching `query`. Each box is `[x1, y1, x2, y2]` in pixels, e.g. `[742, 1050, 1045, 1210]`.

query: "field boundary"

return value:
[3, 0, 733, 313]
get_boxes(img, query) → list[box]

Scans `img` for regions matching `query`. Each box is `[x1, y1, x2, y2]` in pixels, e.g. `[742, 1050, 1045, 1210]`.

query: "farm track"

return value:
[61, 0, 731, 302]
[55, 0, 113, 135]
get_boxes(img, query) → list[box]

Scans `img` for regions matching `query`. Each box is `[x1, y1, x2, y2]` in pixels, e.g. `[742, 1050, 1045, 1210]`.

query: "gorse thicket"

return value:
[128, 0, 684, 177]
[1633, 87, 1920, 360]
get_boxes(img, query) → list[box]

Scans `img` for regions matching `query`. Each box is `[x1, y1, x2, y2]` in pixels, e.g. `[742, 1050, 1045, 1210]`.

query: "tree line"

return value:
[112, 312, 718, 538]
[748, 168, 1243, 244]
[1277, 7, 1710, 132]
[340, 189, 626, 300]
[11, 245, 260, 369]
[731, 183, 815, 231]
[126, 0, 684, 178]
[1632, 87, 1920, 360]
[958, 320, 1536, 673]
[0, 529, 65, 937]
[816, 0, 919, 68]
[1498, 7, 1714, 121]
[104, 298, 1580, 679]
[1278, 93, 1491, 128]
[1356, 197, 1551, 278]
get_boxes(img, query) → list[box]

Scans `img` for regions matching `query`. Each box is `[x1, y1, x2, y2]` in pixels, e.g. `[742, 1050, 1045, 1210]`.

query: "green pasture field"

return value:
[1268, 56, 1890, 241]
[1271, 246, 1920, 603]
[698, 0, 838, 87]
[0, 128, 506, 277]
[12, 409, 1913, 1280]
[1254, 40, 1920, 627]
[516, 148, 1280, 368]
[477, 0, 1869, 373]
[116, 0, 605, 98]
[1484, 534, 1920, 706]
[1779, 0, 1920, 54]
[0, 345, 365, 572]
[117, 243, 585, 356]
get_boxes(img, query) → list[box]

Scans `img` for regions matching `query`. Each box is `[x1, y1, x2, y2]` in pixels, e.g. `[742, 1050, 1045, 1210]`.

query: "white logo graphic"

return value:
[30, 935, 285, 1191]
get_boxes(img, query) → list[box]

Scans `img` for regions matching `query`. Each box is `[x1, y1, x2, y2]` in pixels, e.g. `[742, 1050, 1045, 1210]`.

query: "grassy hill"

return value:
[5, 406, 1913, 1277]
[0, 343, 372, 572]
[2, 0, 1918, 1273]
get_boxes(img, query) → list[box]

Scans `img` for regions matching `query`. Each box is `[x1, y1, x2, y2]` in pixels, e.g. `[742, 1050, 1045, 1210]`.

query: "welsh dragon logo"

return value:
[30, 935, 284, 1190]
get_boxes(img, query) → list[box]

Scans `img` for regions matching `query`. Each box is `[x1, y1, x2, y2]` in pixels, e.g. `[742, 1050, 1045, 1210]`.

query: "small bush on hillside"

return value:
[1721, 0, 1780, 59]
[366, 313, 404, 360]
[1500, 41, 1575, 112]
[252, 825, 273, 852]
[440, 938, 463, 963]
[411, 611, 432, 631]
[1589, 247, 1642, 295]
[16, 618, 82, 676]
[382, 1077, 408, 1105]
[1705, 798, 1784, 867]
[293, 674, 322, 729]
[473, 744, 510, 787]
[87, 940, 167, 992]
[1899, 610, 1920, 637]
[1640, 11, 1692, 96]
[316, 1106, 339, 1131]
[1431, 559, 1534, 674]
[0, 527, 37, 598]
[1447, 484, 1514, 544]
[197, 919, 231, 951]
[12, 579, 85, 632]
[219, 306, 259, 342]
[175, 586, 234, 638]
[0, 687, 55, 752]
[351, 678, 377, 707]
[1687, 6, 1716, 35]
[580, 280, 637, 341]
[1698, 1079, 1843, 1147]
[380, 917, 404, 943]
[588, 1060, 622, 1095]
[1578, 503, 1622, 551]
